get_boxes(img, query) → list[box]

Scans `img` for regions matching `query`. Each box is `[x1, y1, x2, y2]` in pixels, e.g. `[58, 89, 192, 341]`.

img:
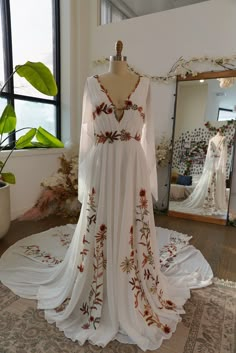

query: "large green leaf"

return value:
[0, 104, 16, 134]
[15, 62, 58, 96]
[15, 128, 36, 149]
[1, 172, 16, 184]
[36, 127, 64, 148]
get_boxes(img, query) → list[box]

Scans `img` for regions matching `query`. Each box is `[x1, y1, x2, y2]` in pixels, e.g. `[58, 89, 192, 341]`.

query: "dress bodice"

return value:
[87, 75, 149, 145]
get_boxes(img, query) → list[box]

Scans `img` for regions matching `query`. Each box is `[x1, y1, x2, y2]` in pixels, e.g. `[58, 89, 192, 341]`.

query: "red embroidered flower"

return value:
[107, 107, 113, 114]
[130, 226, 133, 234]
[125, 100, 133, 107]
[96, 106, 102, 115]
[82, 323, 90, 329]
[144, 310, 149, 316]
[138, 106, 143, 112]
[139, 189, 146, 197]
[78, 264, 84, 272]
[90, 316, 94, 322]
[92, 187, 95, 195]
[100, 224, 106, 232]
[163, 325, 171, 334]
[130, 250, 134, 257]
[166, 300, 174, 306]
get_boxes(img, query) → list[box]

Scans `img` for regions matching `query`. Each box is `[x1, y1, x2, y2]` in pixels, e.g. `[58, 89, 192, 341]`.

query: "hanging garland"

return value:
[204, 120, 236, 134]
[93, 55, 236, 83]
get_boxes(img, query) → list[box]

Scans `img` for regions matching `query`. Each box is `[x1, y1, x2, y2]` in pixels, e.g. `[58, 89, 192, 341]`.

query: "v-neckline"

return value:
[94, 74, 141, 123]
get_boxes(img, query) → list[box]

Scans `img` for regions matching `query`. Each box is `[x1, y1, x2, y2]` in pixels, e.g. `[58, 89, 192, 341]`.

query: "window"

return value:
[100, 0, 129, 25]
[0, 0, 60, 146]
[100, 0, 209, 26]
[218, 108, 236, 122]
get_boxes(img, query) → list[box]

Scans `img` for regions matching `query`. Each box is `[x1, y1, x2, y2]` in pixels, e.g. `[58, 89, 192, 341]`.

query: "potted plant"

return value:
[0, 61, 64, 238]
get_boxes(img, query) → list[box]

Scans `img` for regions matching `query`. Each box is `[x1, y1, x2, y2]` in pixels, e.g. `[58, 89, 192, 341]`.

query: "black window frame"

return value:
[0, 0, 61, 147]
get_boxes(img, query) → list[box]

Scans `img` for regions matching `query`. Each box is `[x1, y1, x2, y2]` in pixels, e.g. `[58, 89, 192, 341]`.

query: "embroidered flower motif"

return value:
[55, 297, 70, 313]
[95, 130, 141, 144]
[80, 219, 107, 330]
[120, 257, 134, 273]
[120, 129, 131, 141]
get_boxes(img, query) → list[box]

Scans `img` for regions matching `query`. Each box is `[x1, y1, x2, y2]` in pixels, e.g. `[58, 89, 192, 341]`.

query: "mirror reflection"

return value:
[168, 72, 236, 224]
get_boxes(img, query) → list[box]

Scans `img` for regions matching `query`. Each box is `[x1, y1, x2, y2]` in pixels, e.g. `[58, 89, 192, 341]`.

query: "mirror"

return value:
[168, 70, 236, 225]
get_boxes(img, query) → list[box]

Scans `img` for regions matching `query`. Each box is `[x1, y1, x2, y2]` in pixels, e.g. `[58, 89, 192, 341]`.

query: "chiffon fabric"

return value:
[173, 133, 228, 215]
[0, 76, 213, 351]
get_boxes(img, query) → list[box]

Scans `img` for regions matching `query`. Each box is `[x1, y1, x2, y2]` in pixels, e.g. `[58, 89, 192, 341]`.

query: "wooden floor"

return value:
[0, 214, 236, 281]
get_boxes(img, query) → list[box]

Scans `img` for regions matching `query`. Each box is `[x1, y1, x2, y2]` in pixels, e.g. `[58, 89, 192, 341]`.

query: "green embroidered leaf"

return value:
[15, 62, 58, 96]
[0, 104, 16, 134]
[15, 128, 36, 149]
[1, 172, 16, 184]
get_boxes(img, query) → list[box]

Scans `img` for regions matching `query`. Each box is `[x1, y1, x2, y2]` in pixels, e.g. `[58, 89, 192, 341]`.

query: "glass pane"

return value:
[0, 98, 9, 147]
[100, 0, 209, 25]
[15, 100, 56, 142]
[10, 0, 54, 99]
[0, 9, 5, 90]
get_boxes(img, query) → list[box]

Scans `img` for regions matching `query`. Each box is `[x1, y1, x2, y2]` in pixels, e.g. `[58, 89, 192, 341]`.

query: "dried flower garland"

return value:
[93, 55, 236, 83]
[204, 120, 236, 134]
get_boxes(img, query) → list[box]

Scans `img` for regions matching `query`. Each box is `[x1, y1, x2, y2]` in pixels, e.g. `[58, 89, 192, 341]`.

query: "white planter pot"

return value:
[0, 182, 11, 239]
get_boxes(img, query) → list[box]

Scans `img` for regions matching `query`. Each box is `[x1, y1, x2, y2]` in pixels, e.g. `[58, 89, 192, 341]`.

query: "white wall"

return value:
[85, 0, 236, 208]
[2, 149, 62, 220]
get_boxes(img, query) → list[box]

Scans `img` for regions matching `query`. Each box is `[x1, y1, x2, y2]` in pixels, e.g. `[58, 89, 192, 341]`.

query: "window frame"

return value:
[0, 0, 61, 147]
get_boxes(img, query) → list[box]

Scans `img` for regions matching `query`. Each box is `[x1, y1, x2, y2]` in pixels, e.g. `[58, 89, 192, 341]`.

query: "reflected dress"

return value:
[0, 75, 213, 351]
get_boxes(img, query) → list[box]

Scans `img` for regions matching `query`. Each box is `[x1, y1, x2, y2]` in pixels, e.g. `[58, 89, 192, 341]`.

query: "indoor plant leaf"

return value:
[36, 127, 64, 148]
[1, 172, 16, 184]
[15, 62, 58, 96]
[15, 128, 37, 149]
[0, 104, 16, 134]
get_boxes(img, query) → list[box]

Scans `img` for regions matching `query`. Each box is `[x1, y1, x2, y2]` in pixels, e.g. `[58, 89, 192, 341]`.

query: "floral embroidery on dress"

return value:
[55, 297, 70, 313]
[19, 245, 62, 265]
[80, 224, 107, 330]
[93, 75, 145, 122]
[203, 171, 217, 211]
[52, 230, 72, 249]
[77, 188, 96, 273]
[120, 189, 177, 334]
[95, 130, 141, 144]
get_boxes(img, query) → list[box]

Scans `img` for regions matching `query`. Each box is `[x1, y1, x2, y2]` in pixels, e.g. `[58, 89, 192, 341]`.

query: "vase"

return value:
[0, 182, 11, 238]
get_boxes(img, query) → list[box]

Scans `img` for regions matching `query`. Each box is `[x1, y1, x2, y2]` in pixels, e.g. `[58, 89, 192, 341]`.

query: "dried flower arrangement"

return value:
[155, 137, 172, 168]
[20, 153, 80, 222]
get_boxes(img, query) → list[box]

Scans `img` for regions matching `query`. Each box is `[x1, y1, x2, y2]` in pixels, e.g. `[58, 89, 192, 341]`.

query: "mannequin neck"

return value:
[108, 60, 129, 76]
[217, 130, 223, 136]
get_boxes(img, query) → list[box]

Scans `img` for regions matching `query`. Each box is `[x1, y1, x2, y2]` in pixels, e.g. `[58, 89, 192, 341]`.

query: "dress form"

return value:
[98, 41, 140, 121]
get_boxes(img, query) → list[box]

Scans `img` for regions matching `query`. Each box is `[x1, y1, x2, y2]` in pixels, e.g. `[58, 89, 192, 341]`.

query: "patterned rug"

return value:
[0, 281, 235, 353]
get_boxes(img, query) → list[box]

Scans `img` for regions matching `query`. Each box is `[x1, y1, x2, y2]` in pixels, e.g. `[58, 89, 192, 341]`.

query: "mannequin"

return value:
[97, 40, 140, 121]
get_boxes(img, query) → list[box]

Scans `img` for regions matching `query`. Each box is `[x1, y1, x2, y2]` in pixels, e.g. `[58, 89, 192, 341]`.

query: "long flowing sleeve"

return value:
[141, 80, 158, 201]
[78, 78, 95, 202]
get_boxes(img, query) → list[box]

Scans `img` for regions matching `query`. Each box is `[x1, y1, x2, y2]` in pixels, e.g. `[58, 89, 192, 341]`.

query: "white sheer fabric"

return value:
[0, 76, 213, 351]
[175, 133, 228, 215]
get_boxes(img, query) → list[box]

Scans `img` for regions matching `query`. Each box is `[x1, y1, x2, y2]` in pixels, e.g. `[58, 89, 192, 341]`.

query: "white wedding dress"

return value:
[0, 76, 213, 351]
[171, 133, 228, 216]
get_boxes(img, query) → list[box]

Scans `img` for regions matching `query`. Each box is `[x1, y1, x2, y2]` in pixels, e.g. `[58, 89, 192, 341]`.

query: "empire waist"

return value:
[94, 130, 141, 145]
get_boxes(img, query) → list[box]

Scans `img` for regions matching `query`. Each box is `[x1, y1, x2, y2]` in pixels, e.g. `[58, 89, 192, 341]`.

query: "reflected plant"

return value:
[0, 61, 64, 184]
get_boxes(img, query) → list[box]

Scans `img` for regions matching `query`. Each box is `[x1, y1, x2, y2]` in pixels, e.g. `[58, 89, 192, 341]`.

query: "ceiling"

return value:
[111, 0, 209, 17]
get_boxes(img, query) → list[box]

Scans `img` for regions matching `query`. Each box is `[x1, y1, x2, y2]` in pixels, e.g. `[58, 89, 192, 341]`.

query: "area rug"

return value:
[0, 280, 235, 353]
